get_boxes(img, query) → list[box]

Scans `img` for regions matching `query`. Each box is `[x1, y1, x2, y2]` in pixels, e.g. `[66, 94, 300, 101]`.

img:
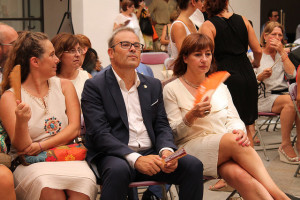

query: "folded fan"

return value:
[194, 71, 230, 105]
[9, 65, 21, 100]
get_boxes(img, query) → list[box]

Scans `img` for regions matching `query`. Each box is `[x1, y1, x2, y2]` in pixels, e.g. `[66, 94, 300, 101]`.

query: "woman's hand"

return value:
[191, 101, 212, 119]
[15, 100, 31, 123]
[269, 38, 284, 54]
[258, 67, 272, 81]
[232, 129, 250, 147]
[18, 142, 41, 156]
[251, 59, 260, 68]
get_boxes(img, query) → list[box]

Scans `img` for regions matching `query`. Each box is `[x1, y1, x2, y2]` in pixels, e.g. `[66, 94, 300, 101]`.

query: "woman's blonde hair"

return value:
[260, 21, 284, 47]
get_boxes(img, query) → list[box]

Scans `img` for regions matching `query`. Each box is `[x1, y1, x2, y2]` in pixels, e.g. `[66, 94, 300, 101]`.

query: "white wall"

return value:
[44, 0, 70, 39]
[72, 0, 119, 67]
[229, 0, 261, 39]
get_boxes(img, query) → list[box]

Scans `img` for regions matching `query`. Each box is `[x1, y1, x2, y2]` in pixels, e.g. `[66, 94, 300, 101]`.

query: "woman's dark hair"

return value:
[204, 0, 228, 18]
[122, 0, 134, 11]
[1, 31, 48, 93]
[176, 0, 199, 10]
[51, 33, 80, 74]
[82, 48, 102, 73]
[173, 33, 216, 76]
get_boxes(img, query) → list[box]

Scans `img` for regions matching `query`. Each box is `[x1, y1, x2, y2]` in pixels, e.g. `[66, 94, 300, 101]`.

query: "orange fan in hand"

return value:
[194, 71, 230, 105]
[9, 65, 22, 101]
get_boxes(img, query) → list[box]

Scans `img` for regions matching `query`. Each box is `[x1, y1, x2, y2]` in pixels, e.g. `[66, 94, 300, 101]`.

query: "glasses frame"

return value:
[0, 41, 15, 46]
[111, 41, 144, 51]
[64, 48, 83, 55]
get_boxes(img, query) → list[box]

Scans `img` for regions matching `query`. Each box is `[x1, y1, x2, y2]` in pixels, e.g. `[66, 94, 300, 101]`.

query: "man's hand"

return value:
[161, 150, 178, 173]
[134, 155, 163, 176]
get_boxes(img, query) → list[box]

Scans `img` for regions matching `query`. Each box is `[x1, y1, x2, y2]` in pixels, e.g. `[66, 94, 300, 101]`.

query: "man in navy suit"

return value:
[81, 27, 203, 200]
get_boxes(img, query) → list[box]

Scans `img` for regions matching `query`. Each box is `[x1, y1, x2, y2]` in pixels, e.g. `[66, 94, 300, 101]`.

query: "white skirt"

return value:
[179, 133, 225, 178]
[13, 161, 98, 200]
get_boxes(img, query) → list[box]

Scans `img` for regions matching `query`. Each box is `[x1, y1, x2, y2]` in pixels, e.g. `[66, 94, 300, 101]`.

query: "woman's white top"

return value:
[169, 20, 191, 59]
[71, 69, 90, 101]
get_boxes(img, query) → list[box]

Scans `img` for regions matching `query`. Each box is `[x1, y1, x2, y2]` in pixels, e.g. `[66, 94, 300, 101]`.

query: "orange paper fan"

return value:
[194, 71, 230, 105]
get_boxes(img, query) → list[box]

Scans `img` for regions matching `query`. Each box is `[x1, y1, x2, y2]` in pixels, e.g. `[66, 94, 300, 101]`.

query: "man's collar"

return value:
[112, 67, 140, 90]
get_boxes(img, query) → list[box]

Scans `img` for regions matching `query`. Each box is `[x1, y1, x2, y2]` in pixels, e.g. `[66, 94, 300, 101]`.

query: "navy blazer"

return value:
[81, 67, 177, 164]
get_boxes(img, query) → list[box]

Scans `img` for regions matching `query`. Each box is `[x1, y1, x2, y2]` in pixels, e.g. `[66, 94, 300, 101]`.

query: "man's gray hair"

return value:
[108, 27, 138, 48]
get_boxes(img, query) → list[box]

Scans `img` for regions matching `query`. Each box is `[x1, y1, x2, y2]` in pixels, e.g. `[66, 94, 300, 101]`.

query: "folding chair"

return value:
[90, 162, 173, 200]
[287, 83, 300, 177]
[141, 52, 170, 80]
[254, 112, 281, 161]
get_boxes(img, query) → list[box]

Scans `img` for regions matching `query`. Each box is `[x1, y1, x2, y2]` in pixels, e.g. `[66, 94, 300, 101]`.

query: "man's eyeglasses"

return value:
[64, 48, 83, 55]
[0, 41, 15, 46]
[111, 41, 144, 51]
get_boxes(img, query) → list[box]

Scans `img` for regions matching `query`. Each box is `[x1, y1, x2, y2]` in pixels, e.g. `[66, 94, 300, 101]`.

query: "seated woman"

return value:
[256, 21, 299, 164]
[0, 165, 16, 200]
[76, 34, 102, 77]
[163, 33, 290, 200]
[0, 31, 97, 200]
[51, 33, 92, 102]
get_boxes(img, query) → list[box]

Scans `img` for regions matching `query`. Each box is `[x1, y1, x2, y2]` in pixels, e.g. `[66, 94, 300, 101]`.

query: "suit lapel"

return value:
[137, 74, 153, 138]
[106, 68, 129, 130]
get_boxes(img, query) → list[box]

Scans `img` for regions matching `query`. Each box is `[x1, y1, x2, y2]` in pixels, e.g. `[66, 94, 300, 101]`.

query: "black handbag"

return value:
[139, 9, 153, 36]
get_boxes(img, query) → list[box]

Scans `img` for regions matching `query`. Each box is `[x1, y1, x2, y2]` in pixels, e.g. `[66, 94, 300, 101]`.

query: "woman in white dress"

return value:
[113, 0, 144, 45]
[51, 33, 92, 102]
[163, 33, 290, 200]
[169, 0, 203, 59]
[256, 21, 299, 164]
[0, 31, 97, 200]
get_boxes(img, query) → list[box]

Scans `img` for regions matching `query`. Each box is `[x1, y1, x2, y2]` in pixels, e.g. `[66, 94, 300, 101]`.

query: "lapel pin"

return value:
[144, 85, 147, 88]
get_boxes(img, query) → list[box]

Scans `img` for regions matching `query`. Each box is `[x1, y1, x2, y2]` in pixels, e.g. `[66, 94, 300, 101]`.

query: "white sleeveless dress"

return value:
[169, 20, 191, 59]
[9, 77, 97, 200]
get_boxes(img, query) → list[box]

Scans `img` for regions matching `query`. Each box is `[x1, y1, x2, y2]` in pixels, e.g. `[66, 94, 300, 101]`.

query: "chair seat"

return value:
[258, 112, 279, 116]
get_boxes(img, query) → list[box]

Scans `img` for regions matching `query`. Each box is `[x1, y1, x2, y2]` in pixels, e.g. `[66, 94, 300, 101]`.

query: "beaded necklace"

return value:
[181, 76, 200, 89]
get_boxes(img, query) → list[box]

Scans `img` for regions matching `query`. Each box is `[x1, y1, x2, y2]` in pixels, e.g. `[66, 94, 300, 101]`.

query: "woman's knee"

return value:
[0, 165, 14, 188]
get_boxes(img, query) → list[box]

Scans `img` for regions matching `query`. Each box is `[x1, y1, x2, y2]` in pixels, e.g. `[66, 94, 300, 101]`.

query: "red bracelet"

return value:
[38, 142, 43, 151]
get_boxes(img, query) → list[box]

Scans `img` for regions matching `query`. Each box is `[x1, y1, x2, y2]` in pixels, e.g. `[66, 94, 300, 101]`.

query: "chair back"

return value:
[141, 52, 170, 80]
[141, 52, 169, 65]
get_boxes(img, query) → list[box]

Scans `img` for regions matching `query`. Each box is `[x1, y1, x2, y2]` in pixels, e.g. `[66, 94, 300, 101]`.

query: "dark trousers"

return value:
[96, 154, 203, 200]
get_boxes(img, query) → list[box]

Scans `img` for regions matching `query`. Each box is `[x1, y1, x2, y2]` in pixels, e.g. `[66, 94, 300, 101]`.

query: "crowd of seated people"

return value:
[0, 0, 300, 199]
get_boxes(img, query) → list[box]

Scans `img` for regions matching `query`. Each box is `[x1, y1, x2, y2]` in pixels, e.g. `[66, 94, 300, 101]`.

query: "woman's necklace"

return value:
[182, 76, 200, 89]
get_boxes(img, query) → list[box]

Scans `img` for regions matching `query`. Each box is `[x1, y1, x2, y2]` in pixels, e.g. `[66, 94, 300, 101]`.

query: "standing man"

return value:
[81, 27, 203, 200]
[147, 0, 175, 51]
[261, 9, 288, 42]
[0, 23, 18, 85]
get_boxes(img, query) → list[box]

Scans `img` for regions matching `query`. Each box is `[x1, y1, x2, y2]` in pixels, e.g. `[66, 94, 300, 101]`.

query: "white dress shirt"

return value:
[112, 68, 173, 168]
[112, 69, 153, 168]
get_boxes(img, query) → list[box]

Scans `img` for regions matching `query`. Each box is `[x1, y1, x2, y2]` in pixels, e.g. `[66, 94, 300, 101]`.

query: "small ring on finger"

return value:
[204, 110, 210, 115]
